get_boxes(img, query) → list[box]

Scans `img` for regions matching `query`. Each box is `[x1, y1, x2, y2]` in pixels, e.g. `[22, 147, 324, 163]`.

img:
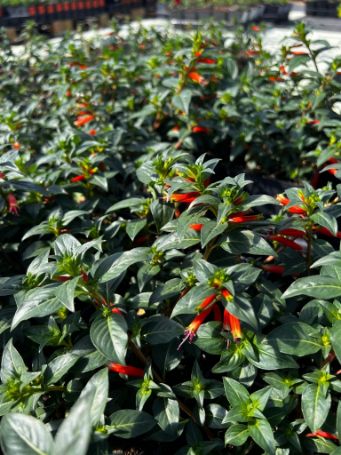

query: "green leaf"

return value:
[251, 337, 298, 370]
[248, 418, 277, 454]
[200, 221, 227, 248]
[225, 424, 249, 446]
[283, 276, 341, 300]
[45, 353, 78, 384]
[11, 287, 61, 330]
[311, 212, 338, 236]
[99, 247, 150, 283]
[172, 89, 192, 115]
[54, 277, 78, 312]
[312, 252, 341, 269]
[54, 234, 81, 257]
[301, 383, 331, 431]
[142, 315, 183, 345]
[223, 377, 249, 408]
[150, 278, 184, 304]
[107, 198, 145, 213]
[194, 322, 226, 355]
[126, 219, 147, 241]
[81, 368, 109, 426]
[267, 322, 322, 356]
[107, 410, 155, 438]
[1, 339, 27, 383]
[90, 313, 128, 362]
[52, 388, 95, 455]
[0, 413, 53, 455]
[330, 321, 341, 363]
[222, 230, 275, 256]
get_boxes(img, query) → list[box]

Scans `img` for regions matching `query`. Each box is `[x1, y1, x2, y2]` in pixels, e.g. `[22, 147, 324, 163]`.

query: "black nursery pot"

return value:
[306, 0, 338, 17]
[262, 3, 291, 23]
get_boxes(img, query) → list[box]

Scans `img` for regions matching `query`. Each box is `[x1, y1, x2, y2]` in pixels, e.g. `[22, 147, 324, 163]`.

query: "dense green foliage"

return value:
[0, 21, 340, 455]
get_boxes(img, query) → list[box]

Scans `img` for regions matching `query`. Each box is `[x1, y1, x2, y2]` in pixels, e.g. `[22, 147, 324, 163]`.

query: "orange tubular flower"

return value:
[229, 214, 260, 223]
[289, 50, 309, 56]
[196, 293, 216, 311]
[54, 275, 72, 282]
[276, 195, 307, 215]
[223, 309, 242, 341]
[7, 193, 19, 215]
[307, 119, 320, 126]
[269, 235, 304, 251]
[74, 114, 94, 127]
[111, 307, 123, 315]
[313, 226, 341, 239]
[251, 25, 261, 32]
[108, 363, 144, 378]
[288, 206, 307, 215]
[276, 194, 290, 206]
[169, 192, 200, 203]
[188, 71, 206, 85]
[268, 76, 285, 82]
[221, 288, 233, 301]
[192, 125, 209, 134]
[70, 174, 86, 183]
[189, 223, 204, 231]
[278, 228, 306, 237]
[261, 264, 285, 275]
[88, 129, 97, 136]
[178, 306, 213, 350]
[244, 49, 259, 57]
[306, 430, 338, 441]
[196, 57, 217, 64]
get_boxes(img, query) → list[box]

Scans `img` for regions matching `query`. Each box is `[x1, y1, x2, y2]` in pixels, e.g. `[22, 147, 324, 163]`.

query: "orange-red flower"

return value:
[229, 214, 260, 223]
[192, 125, 209, 134]
[268, 76, 285, 82]
[196, 293, 216, 311]
[313, 226, 341, 239]
[111, 307, 123, 315]
[178, 306, 213, 349]
[306, 430, 338, 441]
[189, 223, 204, 231]
[74, 114, 94, 127]
[250, 25, 261, 32]
[223, 308, 242, 341]
[196, 57, 216, 64]
[12, 142, 21, 150]
[108, 363, 144, 377]
[54, 275, 72, 282]
[169, 192, 200, 203]
[70, 175, 86, 183]
[244, 49, 259, 57]
[276, 195, 307, 215]
[276, 194, 290, 205]
[289, 50, 309, 56]
[268, 234, 304, 251]
[307, 119, 320, 126]
[261, 264, 285, 275]
[88, 129, 97, 136]
[221, 288, 233, 301]
[278, 228, 306, 237]
[188, 71, 206, 85]
[7, 193, 19, 215]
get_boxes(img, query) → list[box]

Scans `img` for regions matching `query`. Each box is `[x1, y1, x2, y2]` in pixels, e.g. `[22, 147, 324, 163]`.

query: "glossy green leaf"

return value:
[0, 413, 53, 455]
